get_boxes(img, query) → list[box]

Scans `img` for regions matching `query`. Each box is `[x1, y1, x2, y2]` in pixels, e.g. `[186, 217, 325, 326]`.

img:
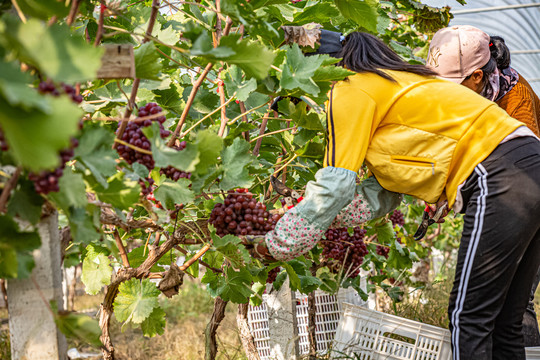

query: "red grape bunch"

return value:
[389, 209, 405, 227]
[115, 102, 170, 170]
[209, 188, 282, 237]
[266, 266, 281, 284]
[38, 81, 83, 103]
[160, 141, 191, 181]
[29, 137, 79, 194]
[321, 227, 368, 278]
[0, 128, 8, 152]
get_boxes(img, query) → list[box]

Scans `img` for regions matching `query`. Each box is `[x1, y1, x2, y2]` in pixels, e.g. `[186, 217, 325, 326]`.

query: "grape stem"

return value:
[113, 229, 131, 268]
[66, 0, 81, 26]
[94, 1, 105, 46]
[252, 109, 271, 157]
[113, 138, 153, 155]
[11, 0, 27, 23]
[174, 245, 223, 273]
[249, 127, 296, 143]
[180, 94, 237, 138]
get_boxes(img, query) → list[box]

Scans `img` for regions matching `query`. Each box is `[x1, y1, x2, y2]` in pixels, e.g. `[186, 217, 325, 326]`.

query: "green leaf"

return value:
[281, 263, 301, 291]
[218, 266, 254, 303]
[114, 278, 160, 324]
[141, 307, 166, 337]
[375, 221, 395, 245]
[16, 0, 69, 20]
[219, 137, 254, 190]
[223, 66, 258, 102]
[298, 275, 322, 294]
[54, 309, 102, 347]
[142, 123, 200, 171]
[0, 61, 49, 112]
[127, 246, 174, 273]
[65, 206, 100, 244]
[49, 169, 88, 210]
[0, 215, 41, 279]
[193, 130, 223, 176]
[7, 179, 44, 225]
[3, 18, 103, 82]
[154, 86, 185, 114]
[312, 64, 356, 82]
[134, 42, 163, 81]
[334, 0, 379, 33]
[0, 95, 81, 171]
[210, 233, 251, 269]
[81, 244, 112, 295]
[294, 2, 341, 25]
[74, 126, 118, 188]
[280, 44, 324, 96]
[154, 179, 194, 210]
[92, 172, 140, 210]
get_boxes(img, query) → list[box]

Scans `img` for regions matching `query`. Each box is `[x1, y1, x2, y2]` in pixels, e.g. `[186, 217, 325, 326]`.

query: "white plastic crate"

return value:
[248, 288, 366, 360]
[527, 347, 540, 360]
[333, 303, 451, 360]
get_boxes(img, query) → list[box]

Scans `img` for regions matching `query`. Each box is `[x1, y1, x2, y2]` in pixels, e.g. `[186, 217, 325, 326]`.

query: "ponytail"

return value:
[489, 36, 511, 70]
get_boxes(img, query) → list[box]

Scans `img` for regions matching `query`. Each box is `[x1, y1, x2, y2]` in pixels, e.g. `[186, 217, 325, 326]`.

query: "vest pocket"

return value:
[390, 156, 436, 175]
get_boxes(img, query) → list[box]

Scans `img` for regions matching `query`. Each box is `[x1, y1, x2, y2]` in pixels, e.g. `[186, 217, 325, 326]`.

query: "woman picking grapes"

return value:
[261, 32, 540, 360]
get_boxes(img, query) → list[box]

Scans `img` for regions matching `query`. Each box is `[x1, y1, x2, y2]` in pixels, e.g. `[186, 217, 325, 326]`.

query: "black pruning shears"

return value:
[413, 203, 447, 241]
[270, 175, 303, 209]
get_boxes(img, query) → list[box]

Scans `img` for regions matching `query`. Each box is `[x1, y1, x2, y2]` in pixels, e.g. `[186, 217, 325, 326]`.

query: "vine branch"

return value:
[0, 166, 21, 213]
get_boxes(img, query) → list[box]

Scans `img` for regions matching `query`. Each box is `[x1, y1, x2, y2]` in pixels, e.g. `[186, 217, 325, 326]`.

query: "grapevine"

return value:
[160, 141, 191, 181]
[389, 209, 405, 227]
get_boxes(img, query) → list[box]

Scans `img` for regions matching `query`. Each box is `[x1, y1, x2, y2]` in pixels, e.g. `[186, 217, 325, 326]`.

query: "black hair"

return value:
[337, 32, 437, 81]
[489, 36, 511, 69]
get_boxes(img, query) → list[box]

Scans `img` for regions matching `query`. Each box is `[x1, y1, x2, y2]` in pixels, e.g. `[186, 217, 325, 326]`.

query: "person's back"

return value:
[497, 76, 540, 135]
[328, 70, 522, 206]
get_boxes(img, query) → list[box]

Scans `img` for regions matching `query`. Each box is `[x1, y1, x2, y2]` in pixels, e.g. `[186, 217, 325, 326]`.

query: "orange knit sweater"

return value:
[496, 75, 540, 136]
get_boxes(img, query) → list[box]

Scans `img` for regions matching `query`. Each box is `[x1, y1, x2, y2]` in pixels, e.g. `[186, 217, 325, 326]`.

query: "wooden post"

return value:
[96, 44, 136, 79]
[7, 210, 67, 360]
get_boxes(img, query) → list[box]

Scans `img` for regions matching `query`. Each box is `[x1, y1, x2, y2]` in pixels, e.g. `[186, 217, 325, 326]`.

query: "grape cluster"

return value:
[321, 227, 368, 278]
[209, 188, 282, 237]
[160, 141, 191, 181]
[389, 209, 405, 227]
[266, 267, 281, 284]
[115, 103, 170, 170]
[376, 237, 401, 259]
[38, 81, 83, 103]
[139, 177, 155, 196]
[28, 138, 79, 194]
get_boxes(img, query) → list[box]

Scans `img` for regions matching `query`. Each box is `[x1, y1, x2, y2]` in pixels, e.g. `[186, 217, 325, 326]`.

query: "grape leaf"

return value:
[223, 66, 258, 102]
[154, 179, 194, 211]
[114, 278, 160, 324]
[334, 0, 379, 33]
[81, 244, 112, 295]
[280, 44, 325, 96]
[134, 42, 163, 81]
[219, 138, 254, 190]
[65, 206, 100, 244]
[7, 178, 44, 225]
[374, 220, 395, 245]
[16, 0, 69, 20]
[141, 307, 166, 337]
[0, 215, 41, 279]
[92, 172, 140, 210]
[0, 61, 49, 112]
[0, 95, 81, 171]
[217, 266, 254, 303]
[210, 233, 251, 269]
[74, 126, 118, 188]
[142, 123, 200, 171]
[49, 169, 88, 210]
[193, 130, 223, 176]
[3, 18, 103, 82]
[53, 308, 102, 347]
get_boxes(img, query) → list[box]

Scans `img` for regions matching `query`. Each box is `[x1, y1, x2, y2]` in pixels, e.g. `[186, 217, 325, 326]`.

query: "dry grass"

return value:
[70, 278, 247, 360]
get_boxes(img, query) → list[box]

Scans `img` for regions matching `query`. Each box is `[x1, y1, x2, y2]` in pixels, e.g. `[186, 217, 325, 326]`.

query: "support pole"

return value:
[7, 210, 67, 360]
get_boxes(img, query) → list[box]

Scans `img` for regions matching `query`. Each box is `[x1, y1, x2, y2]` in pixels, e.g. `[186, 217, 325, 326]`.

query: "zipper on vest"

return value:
[431, 163, 435, 175]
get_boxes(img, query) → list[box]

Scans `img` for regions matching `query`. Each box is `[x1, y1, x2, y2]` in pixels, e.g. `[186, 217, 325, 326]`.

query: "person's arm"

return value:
[265, 87, 400, 261]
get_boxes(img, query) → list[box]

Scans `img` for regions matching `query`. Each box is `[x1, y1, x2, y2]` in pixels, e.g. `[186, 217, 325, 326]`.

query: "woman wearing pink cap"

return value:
[429, 24, 540, 353]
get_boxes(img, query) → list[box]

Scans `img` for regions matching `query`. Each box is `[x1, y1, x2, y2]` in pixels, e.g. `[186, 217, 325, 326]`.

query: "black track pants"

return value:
[449, 136, 540, 360]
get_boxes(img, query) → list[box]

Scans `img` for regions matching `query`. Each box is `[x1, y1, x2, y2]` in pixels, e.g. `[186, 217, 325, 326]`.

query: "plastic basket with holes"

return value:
[527, 347, 540, 360]
[333, 303, 452, 360]
[247, 288, 366, 360]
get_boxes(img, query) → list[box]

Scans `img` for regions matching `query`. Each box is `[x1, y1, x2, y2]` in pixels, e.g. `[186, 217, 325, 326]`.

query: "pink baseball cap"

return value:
[427, 25, 491, 83]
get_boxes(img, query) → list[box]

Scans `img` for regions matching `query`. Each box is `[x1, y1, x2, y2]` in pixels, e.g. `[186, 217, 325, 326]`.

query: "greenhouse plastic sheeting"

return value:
[423, 0, 540, 94]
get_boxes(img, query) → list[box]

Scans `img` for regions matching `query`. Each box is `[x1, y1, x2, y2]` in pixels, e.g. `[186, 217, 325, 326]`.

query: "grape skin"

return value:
[322, 227, 368, 278]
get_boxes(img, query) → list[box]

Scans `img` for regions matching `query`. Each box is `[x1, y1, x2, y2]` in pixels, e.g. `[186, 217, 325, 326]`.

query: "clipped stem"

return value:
[113, 229, 130, 268]
[237, 303, 261, 360]
[167, 62, 214, 146]
[0, 166, 21, 213]
[114, 0, 160, 148]
[205, 297, 228, 360]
